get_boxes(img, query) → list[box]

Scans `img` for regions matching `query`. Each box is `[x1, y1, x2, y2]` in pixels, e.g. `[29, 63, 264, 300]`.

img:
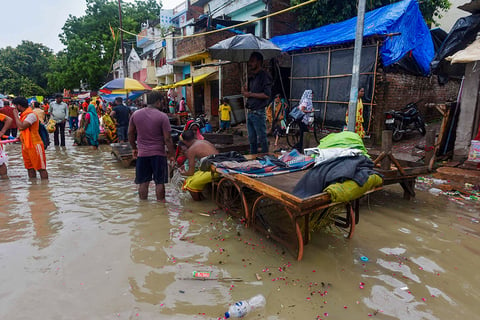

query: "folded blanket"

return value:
[293, 155, 376, 198]
[214, 149, 314, 177]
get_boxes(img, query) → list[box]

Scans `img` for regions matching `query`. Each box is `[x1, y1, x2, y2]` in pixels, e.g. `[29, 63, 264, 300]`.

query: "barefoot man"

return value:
[12, 96, 48, 179]
[180, 129, 218, 201]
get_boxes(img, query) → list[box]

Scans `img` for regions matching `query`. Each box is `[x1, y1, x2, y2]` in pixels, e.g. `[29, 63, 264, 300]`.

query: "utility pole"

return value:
[347, 0, 366, 132]
[118, 0, 128, 77]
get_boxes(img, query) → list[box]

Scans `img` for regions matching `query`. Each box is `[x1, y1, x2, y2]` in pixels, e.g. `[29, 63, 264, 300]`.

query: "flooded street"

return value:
[1, 135, 480, 320]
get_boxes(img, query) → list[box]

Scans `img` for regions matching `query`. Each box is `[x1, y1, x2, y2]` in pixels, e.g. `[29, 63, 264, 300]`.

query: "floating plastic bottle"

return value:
[224, 294, 266, 318]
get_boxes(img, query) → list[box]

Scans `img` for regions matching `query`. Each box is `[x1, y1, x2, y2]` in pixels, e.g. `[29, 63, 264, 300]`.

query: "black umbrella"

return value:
[208, 34, 282, 62]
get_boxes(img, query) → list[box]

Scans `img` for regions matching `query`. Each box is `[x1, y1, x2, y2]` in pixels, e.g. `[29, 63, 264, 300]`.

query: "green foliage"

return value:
[53, 0, 161, 91]
[291, 0, 451, 31]
[0, 41, 52, 96]
[0, 0, 160, 96]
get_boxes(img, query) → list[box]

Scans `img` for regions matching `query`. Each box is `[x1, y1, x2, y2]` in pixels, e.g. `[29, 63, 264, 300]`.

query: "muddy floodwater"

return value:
[1, 136, 479, 320]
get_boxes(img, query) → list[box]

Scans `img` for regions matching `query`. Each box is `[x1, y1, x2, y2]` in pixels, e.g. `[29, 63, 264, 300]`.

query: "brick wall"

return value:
[176, 30, 234, 58]
[222, 63, 242, 96]
[372, 70, 461, 141]
[269, 0, 298, 37]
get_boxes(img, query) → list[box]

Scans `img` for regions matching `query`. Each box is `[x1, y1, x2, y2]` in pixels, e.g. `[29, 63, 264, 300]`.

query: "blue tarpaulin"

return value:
[270, 0, 434, 75]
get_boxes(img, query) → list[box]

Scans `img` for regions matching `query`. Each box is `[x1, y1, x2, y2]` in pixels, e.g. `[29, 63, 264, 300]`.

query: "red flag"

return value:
[109, 24, 116, 40]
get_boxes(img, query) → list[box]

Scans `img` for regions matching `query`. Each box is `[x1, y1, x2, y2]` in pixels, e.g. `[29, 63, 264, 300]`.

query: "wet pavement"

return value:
[1, 134, 480, 319]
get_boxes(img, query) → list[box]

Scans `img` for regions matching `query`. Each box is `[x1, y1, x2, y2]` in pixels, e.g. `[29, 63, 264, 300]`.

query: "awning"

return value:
[175, 72, 216, 87]
[176, 51, 210, 62]
[173, 71, 217, 87]
[153, 72, 216, 90]
[153, 84, 176, 90]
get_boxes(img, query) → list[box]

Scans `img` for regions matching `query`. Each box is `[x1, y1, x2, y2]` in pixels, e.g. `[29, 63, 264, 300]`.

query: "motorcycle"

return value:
[384, 101, 426, 142]
[186, 114, 212, 133]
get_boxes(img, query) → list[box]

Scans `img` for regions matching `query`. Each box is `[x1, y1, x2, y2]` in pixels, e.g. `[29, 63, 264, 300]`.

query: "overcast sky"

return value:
[0, 0, 183, 53]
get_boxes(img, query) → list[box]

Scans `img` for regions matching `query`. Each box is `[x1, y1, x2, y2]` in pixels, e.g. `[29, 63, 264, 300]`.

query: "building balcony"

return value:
[156, 64, 174, 77]
[190, 0, 210, 6]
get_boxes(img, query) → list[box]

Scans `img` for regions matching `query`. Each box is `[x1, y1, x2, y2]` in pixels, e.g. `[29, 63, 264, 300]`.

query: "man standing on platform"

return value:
[50, 94, 69, 146]
[242, 52, 272, 154]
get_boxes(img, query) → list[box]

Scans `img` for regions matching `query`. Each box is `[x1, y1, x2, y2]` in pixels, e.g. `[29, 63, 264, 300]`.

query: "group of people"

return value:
[132, 51, 365, 203]
[0, 51, 367, 204]
[242, 51, 366, 153]
[167, 96, 187, 114]
[0, 90, 215, 203]
[0, 93, 145, 180]
[45, 95, 136, 149]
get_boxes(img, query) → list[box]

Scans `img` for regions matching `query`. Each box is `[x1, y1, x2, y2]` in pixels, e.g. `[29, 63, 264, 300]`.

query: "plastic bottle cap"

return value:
[360, 256, 369, 262]
[224, 312, 230, 319]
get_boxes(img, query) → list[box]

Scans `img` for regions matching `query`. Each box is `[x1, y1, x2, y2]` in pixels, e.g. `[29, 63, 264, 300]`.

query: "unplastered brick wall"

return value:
[372, 70, 461, 141]
[176, 30, 234, 58]
[270, 0, 297, 37]
[222, 63, 242, 96]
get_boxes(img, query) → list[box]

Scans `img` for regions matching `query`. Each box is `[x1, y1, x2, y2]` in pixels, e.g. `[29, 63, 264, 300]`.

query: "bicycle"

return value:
[285, 115, 323, 148]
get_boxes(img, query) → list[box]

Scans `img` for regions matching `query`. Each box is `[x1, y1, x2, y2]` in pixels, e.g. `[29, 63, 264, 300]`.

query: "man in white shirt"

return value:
[50, 94, 69, 146]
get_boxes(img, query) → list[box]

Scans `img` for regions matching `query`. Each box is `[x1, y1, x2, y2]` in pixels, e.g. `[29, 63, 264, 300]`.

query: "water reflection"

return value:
[1, 134, 480, 319]
[28, 182, 61, 248]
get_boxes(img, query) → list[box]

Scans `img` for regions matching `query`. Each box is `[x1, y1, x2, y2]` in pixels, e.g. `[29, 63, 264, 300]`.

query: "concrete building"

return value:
[160, 9, 175, 28]
[436, 0, 470, 32]
[174, 0, 296, 121]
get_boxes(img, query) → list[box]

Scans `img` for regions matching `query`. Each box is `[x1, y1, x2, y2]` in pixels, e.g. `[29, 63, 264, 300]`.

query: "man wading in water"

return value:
[12, 97, 48, 179]
[128, 91, 174, 201]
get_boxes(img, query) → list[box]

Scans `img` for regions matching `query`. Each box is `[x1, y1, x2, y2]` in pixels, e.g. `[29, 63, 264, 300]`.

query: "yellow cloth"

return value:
[266, 100, 286, 123]
[102, 114, 117, 142]
[345, 99, 365, 138]
[324, 174, 383, 203]
[183, 171, 218, 192]
[219, 103, 231, 121]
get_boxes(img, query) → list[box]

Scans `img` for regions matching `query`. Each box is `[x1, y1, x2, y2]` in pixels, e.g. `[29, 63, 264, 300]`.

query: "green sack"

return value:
[318, 131, 369, 157]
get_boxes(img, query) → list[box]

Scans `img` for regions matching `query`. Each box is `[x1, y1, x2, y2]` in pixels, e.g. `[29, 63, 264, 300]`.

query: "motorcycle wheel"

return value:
[417, 117, 426, 135]
[392, 120, 404, 142]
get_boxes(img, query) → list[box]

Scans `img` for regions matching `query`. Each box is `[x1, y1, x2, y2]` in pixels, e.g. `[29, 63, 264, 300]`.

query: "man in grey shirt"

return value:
[50, 94, 69, 146]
